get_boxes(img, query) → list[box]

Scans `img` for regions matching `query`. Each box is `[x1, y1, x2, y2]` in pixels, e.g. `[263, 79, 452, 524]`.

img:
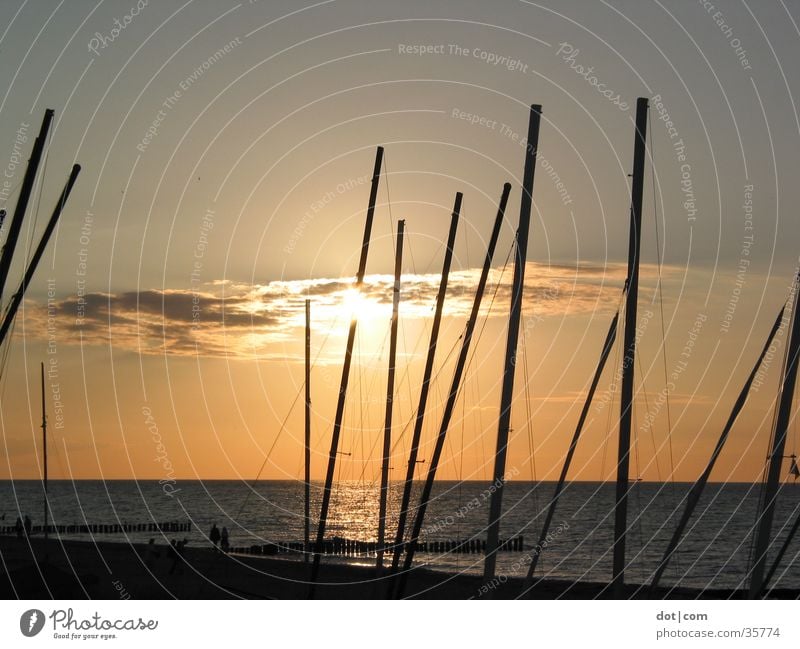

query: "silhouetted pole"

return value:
[749, 271, 800, 598]
[524, 311, 619, 587]
[395, 183, 511, 598]
[41, 361, 48, 541]
[763, 497, 800, 592]
[612, 97, 648, 598]
[376, 219, 404, 572]
[0, 164, 81, 346]
[483, 104, 542, 586]
[308, 146, 383, 597]
[648, 306, 785, 595]
[388, 194, 462, 583]
[304, 298, 311, 563]
[0, 109, 54, 304]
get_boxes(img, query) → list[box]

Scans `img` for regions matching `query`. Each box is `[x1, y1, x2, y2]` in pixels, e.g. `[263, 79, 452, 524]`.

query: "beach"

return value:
[2, 536, 795, 600]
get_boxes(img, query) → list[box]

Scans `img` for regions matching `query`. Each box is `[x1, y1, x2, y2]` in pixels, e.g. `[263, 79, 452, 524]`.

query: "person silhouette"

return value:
[23, 515, 32, 538]
[15, 516, 23, 539]
[209, 523, 220, 548]
[220, 526, 229, 553]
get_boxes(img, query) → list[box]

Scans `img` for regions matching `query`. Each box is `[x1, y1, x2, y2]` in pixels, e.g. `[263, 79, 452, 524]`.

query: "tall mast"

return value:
[376, 219, 404, 572]
[0, 109, 54, 303]
[394, 183, 511, 598]
[304, 298, 311, 563]
[0, 165, 81, 346]
[749, 271, 800, 598]
[648, 306, 784, 594]
[612, 96, 649, 597]
[308, 146, 383, 597]
[41, 361, 48, 541]
[388, 194, 461, 581]
[483, 104, 542, 585]
[524, 310, 619, 586]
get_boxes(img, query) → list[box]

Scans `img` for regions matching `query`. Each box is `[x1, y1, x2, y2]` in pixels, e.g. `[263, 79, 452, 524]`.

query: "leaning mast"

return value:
[388, 195, 461, 582]
[376, 219, 404, 572]
[308, 146, 383, 596]
[483, 105, 542, 585]
[749, 271, 800, 598]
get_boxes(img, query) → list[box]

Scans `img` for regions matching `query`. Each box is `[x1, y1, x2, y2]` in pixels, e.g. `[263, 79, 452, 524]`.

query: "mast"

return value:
[394, 183, 511, 598]
[523, 310, 620, 587]
[41, 361, 47, 541]
[0, 165, 81, 346]
[483, 104, 542, 585]
[0, 109, 54, 303]
[763, 500, 800, 592]
[648, 306, 784, 594]
[304, 298, 311, 563]
[612, 96, 649, 597]
[308, 146, 383, 597]
[749, 271, 800, 598]
[376, 219, 404, 572]
[388, 194, 461, 581]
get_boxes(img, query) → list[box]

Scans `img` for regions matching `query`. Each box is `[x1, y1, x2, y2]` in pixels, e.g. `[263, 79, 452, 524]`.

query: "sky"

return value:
[1, 0, 799, 484]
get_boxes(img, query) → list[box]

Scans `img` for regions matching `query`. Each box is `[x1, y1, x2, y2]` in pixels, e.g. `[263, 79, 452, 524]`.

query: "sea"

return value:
[2, 480, 799, 591]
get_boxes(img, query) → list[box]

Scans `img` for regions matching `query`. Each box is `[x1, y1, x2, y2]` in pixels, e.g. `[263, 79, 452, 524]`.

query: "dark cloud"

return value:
[21, 262, 674, 359]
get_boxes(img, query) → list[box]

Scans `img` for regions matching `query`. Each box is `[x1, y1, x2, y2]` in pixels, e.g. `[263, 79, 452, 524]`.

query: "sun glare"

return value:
[341, 288, 390, 330]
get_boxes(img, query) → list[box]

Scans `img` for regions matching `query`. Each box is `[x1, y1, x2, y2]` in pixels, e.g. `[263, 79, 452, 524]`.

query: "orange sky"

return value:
[1, 1, 800, 484]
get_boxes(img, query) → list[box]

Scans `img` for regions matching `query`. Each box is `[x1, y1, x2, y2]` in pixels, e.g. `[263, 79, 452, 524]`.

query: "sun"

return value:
[341, 287, 390, 330]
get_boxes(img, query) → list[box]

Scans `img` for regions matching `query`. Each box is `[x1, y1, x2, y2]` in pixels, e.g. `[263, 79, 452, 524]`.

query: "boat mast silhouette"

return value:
[308, 146, 384, 597]
[483, 104, 542, 587]
[394, 182, 511, 598]
[749, 270, 800, 598]
[612, 96, 649, 598]
[304, 299, 311, 563]
[388, 194, 461, 585]
[376, 219, 404, 573]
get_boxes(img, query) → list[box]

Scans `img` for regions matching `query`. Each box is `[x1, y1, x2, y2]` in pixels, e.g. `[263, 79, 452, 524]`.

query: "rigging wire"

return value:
[647, 109, 677, 483]
[747, 280, 797, 567]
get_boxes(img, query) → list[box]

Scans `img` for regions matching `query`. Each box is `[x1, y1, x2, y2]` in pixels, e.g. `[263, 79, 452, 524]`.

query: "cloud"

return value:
[21, 261, 675, 359]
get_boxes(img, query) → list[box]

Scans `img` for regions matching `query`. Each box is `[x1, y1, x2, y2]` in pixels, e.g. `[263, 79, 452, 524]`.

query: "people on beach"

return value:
[23, 515, 32, 538]
[145, 538, 160, 568]
[168, 538, 189, 575]
[209, 523, 220, 548]
[15, 517, 23, 539]
[221, 527, 229, 553]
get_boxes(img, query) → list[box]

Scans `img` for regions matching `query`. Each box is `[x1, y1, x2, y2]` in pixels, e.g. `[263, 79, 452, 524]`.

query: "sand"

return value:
[1, 536, 794, 599]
